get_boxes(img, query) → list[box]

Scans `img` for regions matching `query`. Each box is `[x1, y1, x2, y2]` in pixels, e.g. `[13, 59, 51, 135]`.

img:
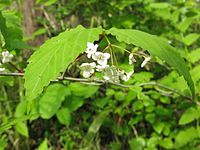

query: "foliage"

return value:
[0, 0, 200, 150]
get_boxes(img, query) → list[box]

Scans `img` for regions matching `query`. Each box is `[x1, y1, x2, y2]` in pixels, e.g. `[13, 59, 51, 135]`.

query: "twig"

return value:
[41, 5, 58, 30]
[0, 72, 192, 100]
[8, 62, 23, 73]
[132, 126, 138, 138]
[138, 82, 192, 100]
[0, 72, 24, 77]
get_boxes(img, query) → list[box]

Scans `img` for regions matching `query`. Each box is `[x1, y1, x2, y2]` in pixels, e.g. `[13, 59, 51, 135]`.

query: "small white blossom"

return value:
[92, 52, 110, 66]
[80, 62, 96, 78]
[0, 63, 5, 72]
[119, 70, 134, 81]
[1, 51, 13, 63]
[141, 57, 151, 68]
[96, 64, 109, 72]
[85, 42, 98, 58]
[129, 53, 136, 65]
[103, 66, 120, 83]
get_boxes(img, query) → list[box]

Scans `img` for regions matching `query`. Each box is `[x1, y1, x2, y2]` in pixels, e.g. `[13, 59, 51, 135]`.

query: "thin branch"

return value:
[0, 72, 24, 77]
[41, 5, 58, 30]
[138, 82, 192, 100]
[132, 126, 138, 138]
[0, 72, 192, 100]
[8, 62, 23, 73]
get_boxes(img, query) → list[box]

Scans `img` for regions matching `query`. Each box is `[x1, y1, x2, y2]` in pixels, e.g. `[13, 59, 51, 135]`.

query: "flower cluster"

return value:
[0, 51, 13, 72]
[80, 42, 136, 82]
[80, 42, 110, 78]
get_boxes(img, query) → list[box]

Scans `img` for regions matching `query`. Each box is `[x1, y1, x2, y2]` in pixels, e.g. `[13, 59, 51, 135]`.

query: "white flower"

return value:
[0, 63, 5, 72]
[129, 53, 136, 65]
[141, 57, 151, 68]
[103, 66, 120, 83]
[80, 62, 96, 78]
[1, 51, 13, 63]
[92, 52, 110, 66]
[85, 42, 98, 58]
[119, 70, 134, 81]
[96, 64, 109, 72]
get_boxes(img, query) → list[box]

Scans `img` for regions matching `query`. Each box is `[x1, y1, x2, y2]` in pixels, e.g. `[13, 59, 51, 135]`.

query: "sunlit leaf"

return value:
[179, 107, 199, 125]
[174, 127, 198, 148]
[25, 26, 102, 100]
[183, 33, 200, 46]
[38, 138, 48, 150]
[108, 28, 195, 97]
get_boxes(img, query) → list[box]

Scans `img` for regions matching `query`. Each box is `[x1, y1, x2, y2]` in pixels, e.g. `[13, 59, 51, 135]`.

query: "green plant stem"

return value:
[102, 45, 110, 52]
[111, 44, 130, 54]
[103, 34, 111, 45]
[109, 47, 114, 65]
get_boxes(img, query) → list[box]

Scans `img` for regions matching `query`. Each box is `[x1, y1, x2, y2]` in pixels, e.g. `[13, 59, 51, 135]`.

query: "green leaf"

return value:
[14, 101, 29, 137]
[171, 10, 179, 23]
[0, 10, 27, 50]
[114, 91, 125, 101]
[149, 2, 170, 9]
[68, 83, 99, 98]
[152, 122, 165, 134]
[159, 138, 173, 149]
[39, 84, 71, 119]
[15, 122, 29, 137]
[38, 138, 48, 150]
[0, 134, 7, 150]
[190, 65, 200, 83]
[15, 101, 27, 117]
[132, 101, 144, 111]
[147, 136, 160, 149]
[0, 11, 11, 49]
[133, 72, 154, 83]
[93, 97, 109, 108]
[63, 96, 84, 112]
[183, 33, 200, 46]
[174, 127, 198, 148]
[129, 137, 146, 150]
[108, 28, 195, 97]
[145, 113, 156, 124]
[177, 18, 193, 33]
[25, 26, 102, 101]
[188, 48, 200, 63]
[44, 0, 58, 6]
[0, 76, 14, 87]
[56, 108, 71, 126]
[179, 107, 199, 125]
[0, 115, 32, 134]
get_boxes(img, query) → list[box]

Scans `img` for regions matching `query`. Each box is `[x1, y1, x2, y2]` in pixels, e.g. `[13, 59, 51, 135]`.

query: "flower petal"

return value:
[141, 57, 151, 68]
[90, 62, 96, 68]
[104, 53, 110, 59]
[83, 71, 91, 78]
